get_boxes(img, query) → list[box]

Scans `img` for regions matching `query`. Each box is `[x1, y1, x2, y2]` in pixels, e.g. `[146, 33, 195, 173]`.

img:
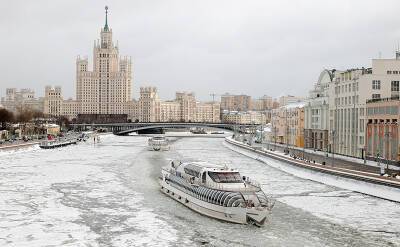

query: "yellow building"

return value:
[43, 124, 60, 136]
[271, 102, 305, 148]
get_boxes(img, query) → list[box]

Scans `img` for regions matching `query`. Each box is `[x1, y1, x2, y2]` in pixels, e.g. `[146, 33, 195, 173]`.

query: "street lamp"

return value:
[331, 130, 336, 167]
[384, 128, 391, 173]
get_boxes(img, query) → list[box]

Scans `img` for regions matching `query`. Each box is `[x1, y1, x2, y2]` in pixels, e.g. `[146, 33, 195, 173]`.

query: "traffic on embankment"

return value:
[224, 136, 400, 202]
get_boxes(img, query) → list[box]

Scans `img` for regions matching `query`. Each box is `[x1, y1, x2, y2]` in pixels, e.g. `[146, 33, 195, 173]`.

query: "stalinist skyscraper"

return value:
[76, 6, 132, 115]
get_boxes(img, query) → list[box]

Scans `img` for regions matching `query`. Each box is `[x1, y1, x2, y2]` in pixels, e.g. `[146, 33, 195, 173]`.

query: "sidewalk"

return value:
[227, 137, 400, 183]
[225, 137, 400, 202]
[254, 141, 400, 172]
[0, 141, 39, 150]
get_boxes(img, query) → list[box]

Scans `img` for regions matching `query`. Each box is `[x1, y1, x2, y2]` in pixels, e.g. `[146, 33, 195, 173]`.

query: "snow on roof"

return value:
[280, 101, 306, 109]
[43, 124, 60, 128]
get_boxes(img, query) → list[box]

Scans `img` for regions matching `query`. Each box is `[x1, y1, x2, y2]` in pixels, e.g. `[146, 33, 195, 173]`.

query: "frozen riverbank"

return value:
[224, 137, 400, 203]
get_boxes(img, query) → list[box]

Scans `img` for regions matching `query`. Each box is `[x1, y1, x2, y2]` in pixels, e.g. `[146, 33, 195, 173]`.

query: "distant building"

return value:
[221, 94, 252, 111]
[137, 87, 159, 122]
[251, 95, 276, 111]
[278, 95, 304, 107]
[271, 102, 305, 147]
[1, 88, 44, 113]
[175, 92, 197, 122]
[134, 87, 220, 123]
[195, 102, 220, 123]
[221, 111, 267, 125]
[44, 86, 63, 117]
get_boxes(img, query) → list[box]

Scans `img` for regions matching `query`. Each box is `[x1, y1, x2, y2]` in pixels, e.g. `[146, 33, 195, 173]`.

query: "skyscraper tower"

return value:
[76, 6, 132, 114]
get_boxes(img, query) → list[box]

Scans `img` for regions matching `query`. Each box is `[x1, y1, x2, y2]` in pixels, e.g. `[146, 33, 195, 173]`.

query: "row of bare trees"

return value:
[0, 108, 70, 130]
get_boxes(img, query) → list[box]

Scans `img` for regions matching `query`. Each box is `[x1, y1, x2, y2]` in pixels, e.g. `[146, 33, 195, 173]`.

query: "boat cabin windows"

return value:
[202, 172, 207, 183]
[184, 165, 202, 178]
[208, 172, 242, 183]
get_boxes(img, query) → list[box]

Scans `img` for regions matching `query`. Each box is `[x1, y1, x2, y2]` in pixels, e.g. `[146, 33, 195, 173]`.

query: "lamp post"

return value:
[331, 130, 336, 167]
[285, 108, 289, 155]
[384, 128, 391, 173]
[303, 129, 306, 160]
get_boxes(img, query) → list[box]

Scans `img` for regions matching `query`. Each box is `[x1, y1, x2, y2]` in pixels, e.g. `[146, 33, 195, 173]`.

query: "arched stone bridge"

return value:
[71, 122, 257, 135]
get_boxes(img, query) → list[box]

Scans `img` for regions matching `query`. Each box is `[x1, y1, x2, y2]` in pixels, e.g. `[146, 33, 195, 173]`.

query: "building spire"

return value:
[104, 6, 109, 31]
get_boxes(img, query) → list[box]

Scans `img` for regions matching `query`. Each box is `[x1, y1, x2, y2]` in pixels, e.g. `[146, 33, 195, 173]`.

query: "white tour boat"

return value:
[159, 161, 274, 226]
[148, 136, 169, 151]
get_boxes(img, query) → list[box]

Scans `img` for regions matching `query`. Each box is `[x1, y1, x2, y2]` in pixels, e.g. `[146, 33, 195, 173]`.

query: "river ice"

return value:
[0, 135, 399, 246]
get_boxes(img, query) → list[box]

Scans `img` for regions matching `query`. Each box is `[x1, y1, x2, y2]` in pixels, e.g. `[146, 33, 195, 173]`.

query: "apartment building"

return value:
[221, 94, 252, 111]
[271, 102, 305, 147]
[328, 53, 400, 158]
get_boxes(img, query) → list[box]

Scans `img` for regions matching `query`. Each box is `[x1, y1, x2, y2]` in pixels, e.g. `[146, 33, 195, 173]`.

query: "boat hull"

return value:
[39, 140, 77, 149]
[159, 178, 269, 225]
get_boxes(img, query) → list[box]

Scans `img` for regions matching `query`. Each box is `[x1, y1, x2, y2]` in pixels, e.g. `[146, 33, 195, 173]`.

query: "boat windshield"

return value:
[208, 171, 242, 183]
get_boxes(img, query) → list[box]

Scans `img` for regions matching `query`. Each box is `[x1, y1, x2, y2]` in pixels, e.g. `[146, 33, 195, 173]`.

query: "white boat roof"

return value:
[181, 161, 238, 173]
[185, 161, 224, 169]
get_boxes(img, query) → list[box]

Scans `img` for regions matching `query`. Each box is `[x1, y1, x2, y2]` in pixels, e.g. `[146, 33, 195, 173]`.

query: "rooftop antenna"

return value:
[104, 6, 109, 31]
[396, 41, 400, 60]
[210, 93, 219, 102]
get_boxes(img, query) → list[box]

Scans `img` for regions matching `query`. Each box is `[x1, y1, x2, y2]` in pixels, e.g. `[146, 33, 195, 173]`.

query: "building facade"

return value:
[1, 88, 44, 113]
[221, 94, 252, 111]
[76, 7, 132, 115]
[251, 95, 277, 111]
[44, 86, 63, 117]
[278, 95, 304, 107]
[195, 102, 220, 123]
[271, 102, 305, 147]
[365, 98, 399, 163]
[304, 69, 333, 151]
[222, 111, 268, 125]
[328, 53, 400, 158]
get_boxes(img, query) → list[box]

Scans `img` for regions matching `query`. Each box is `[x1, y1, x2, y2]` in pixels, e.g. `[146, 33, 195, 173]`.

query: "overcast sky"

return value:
[1, 0, 400, 101]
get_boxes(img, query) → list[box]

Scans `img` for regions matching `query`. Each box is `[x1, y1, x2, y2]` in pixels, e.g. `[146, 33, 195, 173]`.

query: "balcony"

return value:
[366, 96, 400, 104]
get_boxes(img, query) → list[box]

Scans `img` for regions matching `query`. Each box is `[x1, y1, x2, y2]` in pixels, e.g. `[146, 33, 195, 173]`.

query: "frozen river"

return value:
[0, 135, 399, 246]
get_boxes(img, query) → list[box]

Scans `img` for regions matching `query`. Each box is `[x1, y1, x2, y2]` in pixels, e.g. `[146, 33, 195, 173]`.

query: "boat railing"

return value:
[243, 177, 261, 188]
[40, 140, 56, 146]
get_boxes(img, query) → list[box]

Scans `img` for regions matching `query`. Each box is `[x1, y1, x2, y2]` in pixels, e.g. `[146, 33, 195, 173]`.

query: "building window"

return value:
[372, 80, 381, 90]
[391, 81, 399, 92]
[387, 71, 392, 74]
[372, 94, 381, 99]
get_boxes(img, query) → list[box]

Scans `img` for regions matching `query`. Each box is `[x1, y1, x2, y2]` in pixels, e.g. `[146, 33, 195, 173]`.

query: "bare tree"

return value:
[0, 109, 14, 130]
[16, 106, 34, 123]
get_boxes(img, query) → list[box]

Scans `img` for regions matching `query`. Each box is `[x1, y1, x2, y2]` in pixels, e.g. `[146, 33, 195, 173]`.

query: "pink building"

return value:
[366, 98, 399, 164]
